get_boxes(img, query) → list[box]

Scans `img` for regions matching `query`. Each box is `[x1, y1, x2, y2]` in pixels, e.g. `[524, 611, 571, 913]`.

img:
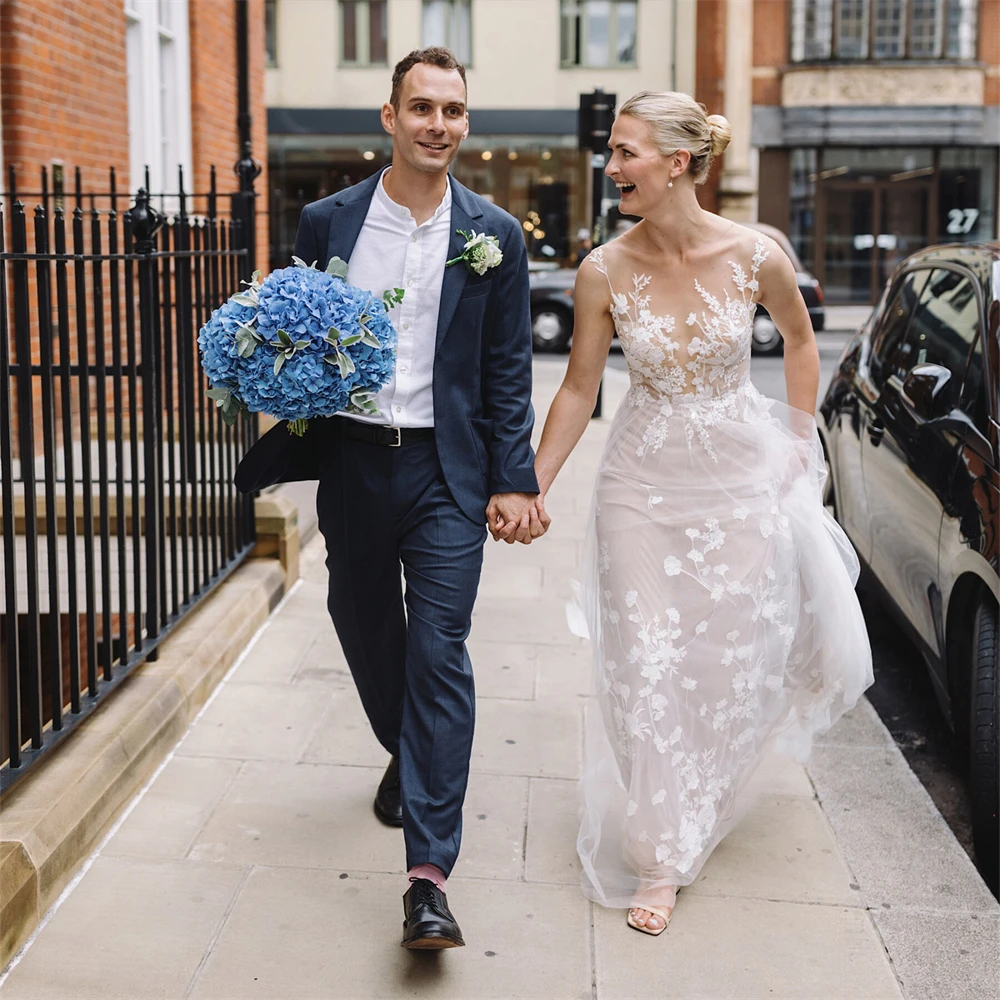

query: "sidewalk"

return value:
[2, 364, 996, 1000]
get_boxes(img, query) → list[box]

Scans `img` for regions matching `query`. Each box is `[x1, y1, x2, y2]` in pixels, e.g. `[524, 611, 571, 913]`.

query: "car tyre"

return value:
[751, 313, 784, 356]
[531, 306, 571, 352]
[969, 596, 999, 893]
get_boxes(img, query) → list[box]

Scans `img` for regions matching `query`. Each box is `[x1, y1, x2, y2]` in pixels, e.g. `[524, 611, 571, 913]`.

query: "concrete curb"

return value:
[0, 508, 296, 967]
[808, 698, 1000, 999]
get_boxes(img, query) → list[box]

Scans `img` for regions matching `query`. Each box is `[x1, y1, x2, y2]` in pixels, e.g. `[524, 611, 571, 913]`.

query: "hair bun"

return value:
[706, 114, 732, 158]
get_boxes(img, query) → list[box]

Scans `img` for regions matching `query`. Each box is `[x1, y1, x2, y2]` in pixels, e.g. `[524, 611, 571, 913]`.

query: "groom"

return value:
[236, 48, 542, 948]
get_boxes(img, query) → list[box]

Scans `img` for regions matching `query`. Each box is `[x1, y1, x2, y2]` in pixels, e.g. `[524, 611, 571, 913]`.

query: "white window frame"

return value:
[125, 0, 192, 204]
[560, 0, 638, 69]
[422, 0, 473, 66]
[339, 0, 389, 67]
[790, 0, 979, 63]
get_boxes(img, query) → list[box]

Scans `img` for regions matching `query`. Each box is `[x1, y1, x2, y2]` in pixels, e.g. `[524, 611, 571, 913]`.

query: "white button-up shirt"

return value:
[342, 170, 451, 428]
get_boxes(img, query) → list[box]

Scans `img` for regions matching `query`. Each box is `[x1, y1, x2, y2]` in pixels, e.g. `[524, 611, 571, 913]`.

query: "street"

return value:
[546, 329, 986, 889]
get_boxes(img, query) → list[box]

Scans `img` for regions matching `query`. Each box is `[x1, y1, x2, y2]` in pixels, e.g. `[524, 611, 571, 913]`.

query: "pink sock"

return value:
[408, 863, 447, 892]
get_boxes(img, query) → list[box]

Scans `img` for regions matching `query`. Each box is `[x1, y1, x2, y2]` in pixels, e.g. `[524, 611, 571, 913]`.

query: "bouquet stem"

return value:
[287, 418, 309, 437]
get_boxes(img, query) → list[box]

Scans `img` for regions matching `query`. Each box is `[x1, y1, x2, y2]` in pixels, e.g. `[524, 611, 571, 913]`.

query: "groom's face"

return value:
[382, 64, 469, 176]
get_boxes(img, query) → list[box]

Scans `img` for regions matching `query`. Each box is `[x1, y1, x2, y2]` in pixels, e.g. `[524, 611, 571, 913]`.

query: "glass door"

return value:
[878, 182, 931, 290]
[822, 185, 875, 303]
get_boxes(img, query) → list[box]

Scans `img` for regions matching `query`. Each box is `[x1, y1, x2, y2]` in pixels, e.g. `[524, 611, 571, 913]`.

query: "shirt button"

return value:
[403, 322, 410, 330]
[394, 406, 402, 414]
[399, 366, 408, 374]
[406, 279, 414, 287]
[411, 235, 418, 243]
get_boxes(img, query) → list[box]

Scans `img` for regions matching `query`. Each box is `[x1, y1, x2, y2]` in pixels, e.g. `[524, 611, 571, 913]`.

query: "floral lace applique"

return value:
[589, 240, 771, 461]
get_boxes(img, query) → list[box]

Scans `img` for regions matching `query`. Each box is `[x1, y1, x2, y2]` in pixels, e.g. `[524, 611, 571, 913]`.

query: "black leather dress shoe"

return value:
[373, 756, 403, 827]
[401, 878, 465, 949]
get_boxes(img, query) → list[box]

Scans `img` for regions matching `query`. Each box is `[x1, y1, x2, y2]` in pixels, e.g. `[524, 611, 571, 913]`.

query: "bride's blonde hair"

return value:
[616, 91, 731, 185]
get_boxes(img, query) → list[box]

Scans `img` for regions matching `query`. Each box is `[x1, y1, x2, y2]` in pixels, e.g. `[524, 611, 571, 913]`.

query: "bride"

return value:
[528, 92, 873, 935]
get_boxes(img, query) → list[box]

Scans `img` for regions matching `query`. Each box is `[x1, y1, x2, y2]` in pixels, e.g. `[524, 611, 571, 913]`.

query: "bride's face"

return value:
[606, 115, 675, 218]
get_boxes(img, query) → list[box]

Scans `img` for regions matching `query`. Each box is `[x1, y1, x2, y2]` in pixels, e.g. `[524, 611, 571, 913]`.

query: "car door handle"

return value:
[867, 419, 885, 446]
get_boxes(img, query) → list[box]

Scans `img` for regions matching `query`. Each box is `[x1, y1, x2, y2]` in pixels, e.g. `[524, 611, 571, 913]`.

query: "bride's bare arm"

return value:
[534, 260, 616, 495]
[757, 240, 820, 416]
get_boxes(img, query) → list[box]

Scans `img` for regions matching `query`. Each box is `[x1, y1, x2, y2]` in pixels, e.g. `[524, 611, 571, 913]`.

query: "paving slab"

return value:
[594, 893, 903, 1000]
[302, 687, 391, 768]
[471, 697, 582, 779]
[525, 776, 582, 885]
[103, 755, 243, 861]
[228, 622, 320, 685]
[0, 857, 247, 999]
[177, 678, 335, 763]
[686, 794, 863, 906]
[188, 868, 592, 1000]
[187, 760, 400, 872]
[465, 639, 538, 700]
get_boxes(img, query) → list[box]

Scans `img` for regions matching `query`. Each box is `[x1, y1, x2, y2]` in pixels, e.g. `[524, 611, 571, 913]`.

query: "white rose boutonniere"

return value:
[446, 229, 503, 276]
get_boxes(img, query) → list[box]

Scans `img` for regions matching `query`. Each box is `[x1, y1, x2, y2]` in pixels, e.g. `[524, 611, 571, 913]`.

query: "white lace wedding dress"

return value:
[575, 240, 873, 912]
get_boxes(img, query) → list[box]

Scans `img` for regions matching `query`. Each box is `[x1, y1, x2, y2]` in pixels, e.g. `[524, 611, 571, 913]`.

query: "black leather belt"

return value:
[339, 420, 434, 448]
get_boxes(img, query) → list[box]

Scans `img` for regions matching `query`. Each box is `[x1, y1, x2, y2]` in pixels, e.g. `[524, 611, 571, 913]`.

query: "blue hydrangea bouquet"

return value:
[198, 256, 402, 436]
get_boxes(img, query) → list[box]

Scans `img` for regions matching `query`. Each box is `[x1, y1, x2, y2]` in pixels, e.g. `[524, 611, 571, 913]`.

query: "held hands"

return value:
[486, 492, 551, 544]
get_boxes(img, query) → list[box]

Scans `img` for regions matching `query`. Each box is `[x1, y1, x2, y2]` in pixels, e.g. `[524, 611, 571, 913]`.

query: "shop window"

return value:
[265, 0, 277, 67]
[937, 147, 998, 244]
[790, 0, 978, 61]
[340, 0, 388, 66]
[560, 0, 637, 68]
[423, 0, 472, 65]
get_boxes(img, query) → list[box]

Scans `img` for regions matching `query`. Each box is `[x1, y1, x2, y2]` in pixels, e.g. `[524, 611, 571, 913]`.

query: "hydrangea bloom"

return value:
[197, 298, 257, 389]
[198, 260, 399, 431]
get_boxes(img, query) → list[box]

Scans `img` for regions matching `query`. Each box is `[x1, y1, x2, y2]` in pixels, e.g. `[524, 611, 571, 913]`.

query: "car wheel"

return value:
[531, 307, 571, 352]
[751, 314, 783, 356]
[969, 596, 999, 893]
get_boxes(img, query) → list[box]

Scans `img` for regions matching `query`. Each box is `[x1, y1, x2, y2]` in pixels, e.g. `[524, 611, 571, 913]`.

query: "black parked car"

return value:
[819, 243, 999, 890]
[527, 222, 825, 354]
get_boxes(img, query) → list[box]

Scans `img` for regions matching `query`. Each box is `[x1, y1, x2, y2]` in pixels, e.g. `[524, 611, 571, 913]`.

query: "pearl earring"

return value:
[668, 180, 674, 188]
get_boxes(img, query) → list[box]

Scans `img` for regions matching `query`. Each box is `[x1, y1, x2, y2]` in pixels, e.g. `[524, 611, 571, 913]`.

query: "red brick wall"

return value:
[0, 0, 129, 191]
[752, 0, 786, 106]
[189, 0, 269, 273]
[695, 0, 728, 214]
[982, 0, 999, 105]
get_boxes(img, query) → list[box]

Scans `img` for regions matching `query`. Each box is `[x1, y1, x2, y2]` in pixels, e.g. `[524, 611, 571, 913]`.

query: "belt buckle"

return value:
[387, 426, 402, 448]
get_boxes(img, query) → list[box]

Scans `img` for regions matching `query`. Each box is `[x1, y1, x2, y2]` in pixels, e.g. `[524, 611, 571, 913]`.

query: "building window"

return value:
[340, 0, 388, 66]
[265, 0, 277, 66]
[560, 0, 638, 68]
[790, 0, 978, 61]
[125, 0, 192, 199]
[422, 0, 472, 65]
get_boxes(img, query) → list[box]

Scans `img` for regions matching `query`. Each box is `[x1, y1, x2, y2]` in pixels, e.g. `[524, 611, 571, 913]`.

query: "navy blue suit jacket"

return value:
[234, 170, 539, 522]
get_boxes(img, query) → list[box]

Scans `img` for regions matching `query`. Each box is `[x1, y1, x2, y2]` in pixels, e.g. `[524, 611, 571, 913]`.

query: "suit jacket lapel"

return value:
[436, 177, 484, 350]
[325, 170, 382, 268]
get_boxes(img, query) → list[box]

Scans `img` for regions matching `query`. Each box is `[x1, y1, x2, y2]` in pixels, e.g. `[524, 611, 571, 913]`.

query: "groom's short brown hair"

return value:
[390, 47, 467, 109]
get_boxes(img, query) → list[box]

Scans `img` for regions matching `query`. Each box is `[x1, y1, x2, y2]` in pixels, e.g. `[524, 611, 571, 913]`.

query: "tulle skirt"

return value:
[573, 380, 874, 910]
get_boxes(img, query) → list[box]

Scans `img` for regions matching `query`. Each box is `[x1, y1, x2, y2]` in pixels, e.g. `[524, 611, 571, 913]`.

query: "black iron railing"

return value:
[0, 164, 259, 789]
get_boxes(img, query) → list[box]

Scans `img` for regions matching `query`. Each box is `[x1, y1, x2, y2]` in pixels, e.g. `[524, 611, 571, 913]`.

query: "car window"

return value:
[870, 269, 931, 385]
[961, 332, 987, 434]
[898, 268, 981, 412]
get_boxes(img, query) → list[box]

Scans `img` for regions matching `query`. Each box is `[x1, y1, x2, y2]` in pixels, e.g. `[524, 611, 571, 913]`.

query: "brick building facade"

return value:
[746, 0, 999, 303]
[0, 0, 268, 268]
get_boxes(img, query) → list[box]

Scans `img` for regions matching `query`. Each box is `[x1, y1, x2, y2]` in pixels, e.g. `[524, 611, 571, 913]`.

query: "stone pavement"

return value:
[2, 363, 996, 999]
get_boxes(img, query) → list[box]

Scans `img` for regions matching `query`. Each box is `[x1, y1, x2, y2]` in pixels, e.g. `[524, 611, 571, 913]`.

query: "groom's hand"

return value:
[487, 492, 537, 544]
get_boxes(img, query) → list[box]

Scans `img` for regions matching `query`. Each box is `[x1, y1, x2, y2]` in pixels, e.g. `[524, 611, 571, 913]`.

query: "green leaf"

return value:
[325, 256, 349, 279]
[323, 353, 338, 365]
[231, 291, 256, 307]
[293, 339, 310, 350]
[350, 389, 375, 406]
[339, 332, 363, 347]
[292, 255, 318, 270]
[335, 351, 355, 378]
[273, 353, 286, 375]
[361, 330, 382, 349]
[206, 387, 231, 402]
[235, 324, 260, 358]
[251, 269, 262, 284]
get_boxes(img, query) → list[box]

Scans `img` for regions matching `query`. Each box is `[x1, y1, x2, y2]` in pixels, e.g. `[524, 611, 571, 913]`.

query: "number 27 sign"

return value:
[946, 208, 980, 235]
